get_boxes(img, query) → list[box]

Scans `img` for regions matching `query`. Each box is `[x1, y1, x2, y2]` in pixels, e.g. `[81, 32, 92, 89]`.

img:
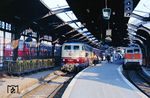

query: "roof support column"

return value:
[12, 30, 21, 61]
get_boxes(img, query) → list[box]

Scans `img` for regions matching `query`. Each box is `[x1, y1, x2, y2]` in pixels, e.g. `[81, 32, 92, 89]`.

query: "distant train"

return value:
[4, 40, 61, 60]
[61, 42, 100, 72]
[123, 46, 142, 70]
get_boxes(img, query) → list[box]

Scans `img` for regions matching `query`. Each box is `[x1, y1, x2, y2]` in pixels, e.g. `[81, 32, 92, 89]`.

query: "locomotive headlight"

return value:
[76, 59, 79, 62]
[63, 59, 65, 62]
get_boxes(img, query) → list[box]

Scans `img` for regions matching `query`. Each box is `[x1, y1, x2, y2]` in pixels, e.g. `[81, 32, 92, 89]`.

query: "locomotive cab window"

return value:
[64, 45, 71, 50]
[73, 45, 79, 50]
[134, 49, 140, 53]
[127, 50, 133, 53]
[82, 46, 85, 50]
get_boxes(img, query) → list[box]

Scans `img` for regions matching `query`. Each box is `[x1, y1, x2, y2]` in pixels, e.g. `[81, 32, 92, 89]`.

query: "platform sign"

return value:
[40, 35, 52, 41]
[105, 36, 112, 42]
[106, 29, 112, 36]
[32, 32, 37, 38]
[102, 8, 111, 20]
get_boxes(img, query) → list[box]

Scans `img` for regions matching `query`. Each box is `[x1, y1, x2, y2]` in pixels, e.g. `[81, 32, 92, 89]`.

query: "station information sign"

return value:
[106, 29, 112, 36]
[40, 35, 52, 41]
[102, 8, 111, 20]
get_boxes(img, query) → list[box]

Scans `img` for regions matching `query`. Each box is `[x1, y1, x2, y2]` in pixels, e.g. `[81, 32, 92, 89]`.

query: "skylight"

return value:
[127, 0, 150, 36]
[83, 32, 91, 36]
[83, 28, 88, 32]
[133, 0, 150, 17]
[56, 12, 72, 22]
[77, 29, 83, 33]
[69, 23, 79, 29]
[142, 22, 150, 29]
[40, 0, 100, 45]
[128, 0, 150, 26]
[41, 0, 89, 35]
[41, 0, 69, 10]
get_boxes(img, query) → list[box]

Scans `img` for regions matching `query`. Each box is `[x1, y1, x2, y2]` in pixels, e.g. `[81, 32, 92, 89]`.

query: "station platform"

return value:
[0, 67, 59, 98]
[62, 61, 148, 98]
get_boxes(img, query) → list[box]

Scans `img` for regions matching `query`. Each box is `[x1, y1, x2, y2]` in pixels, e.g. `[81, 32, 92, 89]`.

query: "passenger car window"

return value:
[64, 45, 71, 50]
[73, 45, 79, 50]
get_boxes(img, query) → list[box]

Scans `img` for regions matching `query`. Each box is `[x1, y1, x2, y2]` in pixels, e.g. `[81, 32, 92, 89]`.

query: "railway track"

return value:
[124, 70, 150, 97]
[21, 70, 75, 98]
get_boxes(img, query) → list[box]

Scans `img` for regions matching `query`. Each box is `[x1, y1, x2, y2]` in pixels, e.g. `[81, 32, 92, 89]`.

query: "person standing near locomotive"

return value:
[110, 54, 113, 63]
[106, 54, 110, 62]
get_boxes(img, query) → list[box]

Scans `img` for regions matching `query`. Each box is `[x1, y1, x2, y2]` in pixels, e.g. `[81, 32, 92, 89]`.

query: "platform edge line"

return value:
[61, 66, 89, 98]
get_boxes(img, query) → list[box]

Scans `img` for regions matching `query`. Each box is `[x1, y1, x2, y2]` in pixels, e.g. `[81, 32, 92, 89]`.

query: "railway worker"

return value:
[93, 53, 98, 65]
[106, 54, 110, 62]
[110, 54, 113, 63]
[102, 55, 106, 61]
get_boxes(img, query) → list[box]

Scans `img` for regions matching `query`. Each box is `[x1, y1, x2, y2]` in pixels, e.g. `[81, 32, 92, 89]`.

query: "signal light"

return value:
[126, 7, 131, 11]
[127, 1, 131, 5]
[124, 0, 133, 17]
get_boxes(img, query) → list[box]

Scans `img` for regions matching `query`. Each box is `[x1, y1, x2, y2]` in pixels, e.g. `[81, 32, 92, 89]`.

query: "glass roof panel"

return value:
[64, 11, 78, 20]
[128, 0, 150, 26]
[76, 22, 83, 27]
[77, 29, 83, 33]
[133, 0, 150, 17]
[142, 22, 150, 29]
[69, 23, 79, 29]
[41, 0, 69, 10]
[41, 0, 98, 43]
[56, 12, 72, 22]
[83, 28, 88, 32]
[83, 32, 91, 36]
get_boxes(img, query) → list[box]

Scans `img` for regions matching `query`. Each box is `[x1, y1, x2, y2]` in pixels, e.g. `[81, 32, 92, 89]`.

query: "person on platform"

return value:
[106, 54, 110, 62]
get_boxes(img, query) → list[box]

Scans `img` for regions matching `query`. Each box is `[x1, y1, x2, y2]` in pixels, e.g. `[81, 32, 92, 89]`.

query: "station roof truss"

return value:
[0, 0, 100, 48]
[65, 0, 139, 46]
[127, 0, 150, 45]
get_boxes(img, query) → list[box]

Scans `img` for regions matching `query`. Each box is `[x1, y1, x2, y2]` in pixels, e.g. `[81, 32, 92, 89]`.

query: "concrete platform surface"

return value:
[0, 68, 58, 98]
[62, 62, 148, 98]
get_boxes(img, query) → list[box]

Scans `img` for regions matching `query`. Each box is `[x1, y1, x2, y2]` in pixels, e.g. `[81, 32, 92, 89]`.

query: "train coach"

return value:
[61, 42, 100, 72]
[123, 46, 142, 70]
